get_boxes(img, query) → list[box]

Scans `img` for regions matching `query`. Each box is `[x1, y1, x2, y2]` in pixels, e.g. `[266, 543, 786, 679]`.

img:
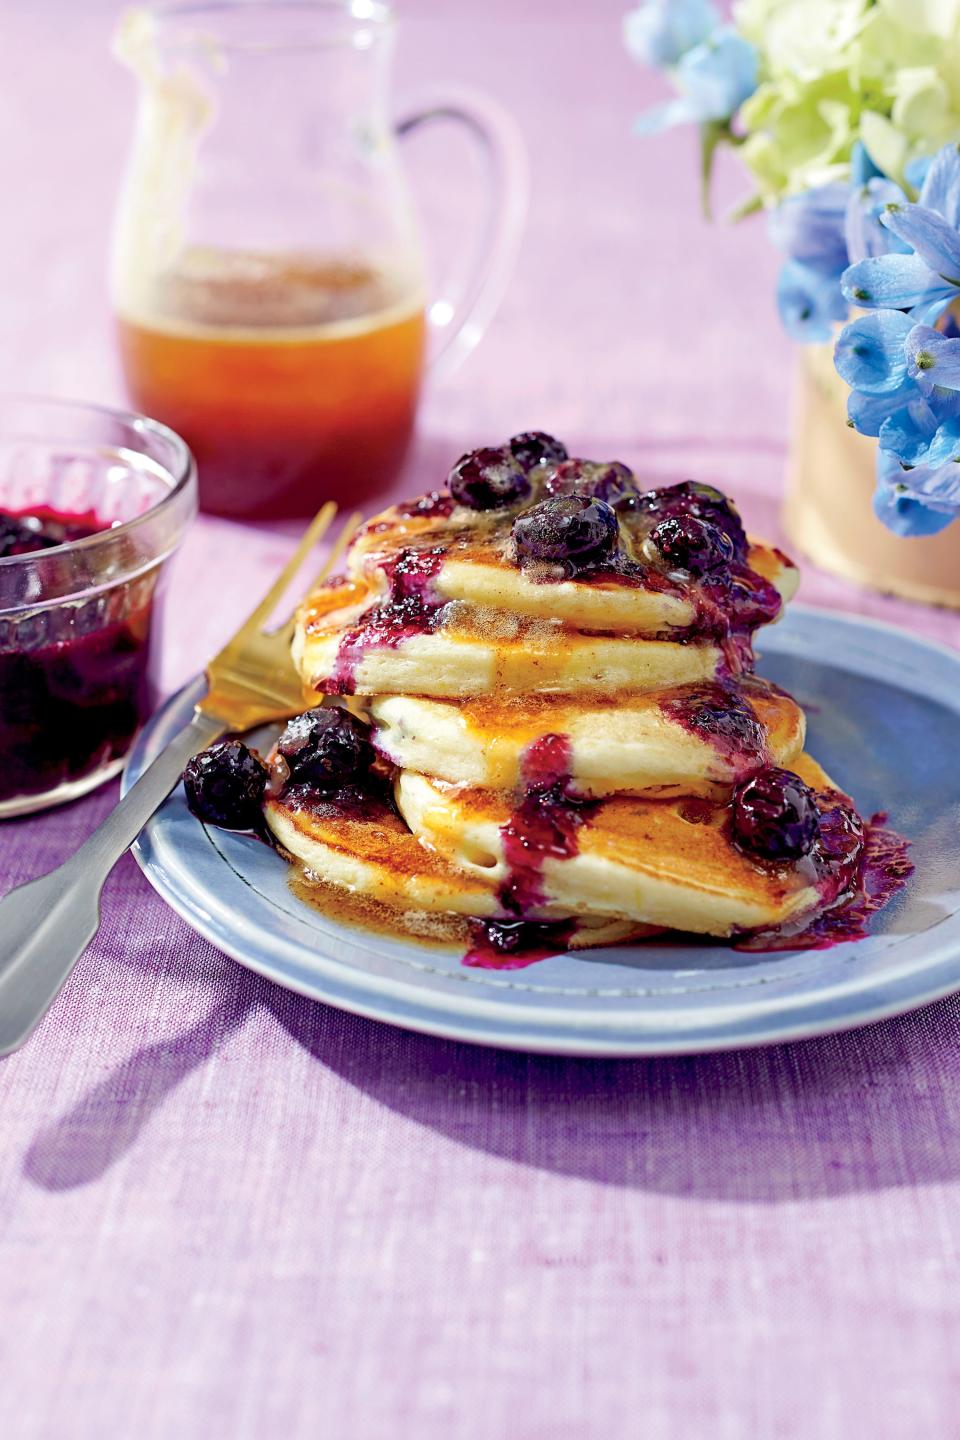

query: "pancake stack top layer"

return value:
[266, 436, 875, 963]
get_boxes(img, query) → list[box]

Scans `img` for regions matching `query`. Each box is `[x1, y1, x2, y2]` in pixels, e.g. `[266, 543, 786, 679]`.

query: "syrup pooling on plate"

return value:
[184, 432, 912, 966]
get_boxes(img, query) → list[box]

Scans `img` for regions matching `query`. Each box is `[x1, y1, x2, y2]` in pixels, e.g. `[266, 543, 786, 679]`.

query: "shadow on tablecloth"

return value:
[21, 944, 960, 1203]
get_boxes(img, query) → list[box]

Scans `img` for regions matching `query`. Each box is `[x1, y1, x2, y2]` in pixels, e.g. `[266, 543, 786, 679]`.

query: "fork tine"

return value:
[305, 509, 362, 595]
[237, 502, 337, 636]
[271, 511, 364, 644]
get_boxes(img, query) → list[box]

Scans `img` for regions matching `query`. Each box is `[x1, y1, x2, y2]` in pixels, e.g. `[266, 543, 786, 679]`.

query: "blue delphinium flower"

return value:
[623, 0, 718, 69]
[841, 143, 960, 323]
[874, 451, 960, 537]
[631, 22, 758, 135]
[834, 142, 960, 535]
[769, 184, 850, 342]
[845, 178, 911, 263]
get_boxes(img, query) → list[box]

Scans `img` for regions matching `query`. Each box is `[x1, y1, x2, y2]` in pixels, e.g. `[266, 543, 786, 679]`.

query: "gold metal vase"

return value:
[784, 342, 960, 609]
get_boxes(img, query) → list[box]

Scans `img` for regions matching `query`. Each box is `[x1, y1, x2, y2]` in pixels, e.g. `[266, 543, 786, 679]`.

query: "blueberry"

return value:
[648, 514, 734, 575]
[184, 740, 267, 830]
[277, 706, 374, 789]
[731, 766, 821, 862]
[512, 494, 620, 567]
[0, 516, 59, 558]
[667, 683, 765, 756]
[509, 431, 569, 472]
[449, 446, 532, 511]
[543, 459, 637, 506]
[632, 481, 748, 556]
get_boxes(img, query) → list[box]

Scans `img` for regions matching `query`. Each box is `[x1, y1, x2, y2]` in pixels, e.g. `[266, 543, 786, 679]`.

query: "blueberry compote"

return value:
[660, 681, 768, 776]
[330, 545, 448, 694]
[185, 706, 383, 834]
[465, 733, 598, 969]
[0, 507, 158, 807]
[734, 789, 913, 952]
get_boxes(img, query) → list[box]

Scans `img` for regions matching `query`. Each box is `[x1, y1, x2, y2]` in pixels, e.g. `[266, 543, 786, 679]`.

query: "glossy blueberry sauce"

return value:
[463, 917, 577, 971]
[660, 681, 768, 774]
[0, 507, 157, 805]
[329, 545, 447, 694]
[393, 490, 455, 521]
[0, 507, 102, 556]
[464, 733, 601, 968]
[735, 798, 912, 952]
[281, 774, 394, 822]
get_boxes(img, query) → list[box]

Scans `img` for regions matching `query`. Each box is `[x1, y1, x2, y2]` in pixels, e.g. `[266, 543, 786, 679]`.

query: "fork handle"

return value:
[0, 708, 225, 1057]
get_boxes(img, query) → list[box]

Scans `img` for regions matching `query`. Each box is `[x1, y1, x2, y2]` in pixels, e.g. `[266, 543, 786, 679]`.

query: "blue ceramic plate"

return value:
[125, 606, 960, 1056]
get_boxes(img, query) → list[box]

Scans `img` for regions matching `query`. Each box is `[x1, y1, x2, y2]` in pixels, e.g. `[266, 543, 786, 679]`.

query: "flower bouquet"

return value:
[626, 0, 960, 606]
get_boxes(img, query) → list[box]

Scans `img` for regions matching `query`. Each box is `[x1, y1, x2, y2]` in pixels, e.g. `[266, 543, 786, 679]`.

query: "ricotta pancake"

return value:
[394, 754, 846, 937]
[263, 781, 649, 947]
[349, 496, 798, 636]
[294, 577, 731, 699]
[369, 678, 805, 797]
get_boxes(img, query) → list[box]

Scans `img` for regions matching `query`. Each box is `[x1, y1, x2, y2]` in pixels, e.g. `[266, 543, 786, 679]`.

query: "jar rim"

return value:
[0, 394, 196, 575]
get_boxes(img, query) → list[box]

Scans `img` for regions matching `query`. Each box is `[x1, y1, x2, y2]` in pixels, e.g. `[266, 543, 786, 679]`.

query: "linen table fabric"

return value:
[2, 4, 960, 1437]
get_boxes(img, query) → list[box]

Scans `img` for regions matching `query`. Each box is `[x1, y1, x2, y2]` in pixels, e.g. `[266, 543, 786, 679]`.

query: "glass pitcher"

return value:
[111, 1, 526, 519]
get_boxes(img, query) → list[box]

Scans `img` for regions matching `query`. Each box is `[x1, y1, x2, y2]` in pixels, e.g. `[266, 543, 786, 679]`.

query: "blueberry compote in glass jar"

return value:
[0, 398, 196, 816]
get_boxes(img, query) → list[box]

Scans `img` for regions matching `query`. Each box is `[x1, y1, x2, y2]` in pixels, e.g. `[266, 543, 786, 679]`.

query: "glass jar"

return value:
[0, 397, 196, 817]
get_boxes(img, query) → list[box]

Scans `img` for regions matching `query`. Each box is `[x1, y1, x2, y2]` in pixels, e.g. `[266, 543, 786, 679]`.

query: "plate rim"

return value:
[124, 604, 960, 1056]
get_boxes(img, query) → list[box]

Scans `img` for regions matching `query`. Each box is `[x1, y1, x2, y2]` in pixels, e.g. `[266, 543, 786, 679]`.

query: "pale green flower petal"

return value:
[728, 0, 960, 206]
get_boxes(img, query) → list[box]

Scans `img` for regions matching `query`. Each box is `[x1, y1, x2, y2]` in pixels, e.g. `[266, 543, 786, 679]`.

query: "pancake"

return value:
[394, 754, 840, 937]
[263, 781, 648, 948]
[349, 495, 799, 635]
[368, 678, 805, 797]
[294, 577, 730, 699]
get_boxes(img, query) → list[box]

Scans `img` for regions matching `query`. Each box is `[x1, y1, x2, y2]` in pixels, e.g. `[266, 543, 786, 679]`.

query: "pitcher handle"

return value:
[396, 87, 529, 381]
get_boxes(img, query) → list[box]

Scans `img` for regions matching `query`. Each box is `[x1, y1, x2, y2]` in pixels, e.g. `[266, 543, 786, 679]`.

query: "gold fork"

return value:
[0, 504, 360, 1056]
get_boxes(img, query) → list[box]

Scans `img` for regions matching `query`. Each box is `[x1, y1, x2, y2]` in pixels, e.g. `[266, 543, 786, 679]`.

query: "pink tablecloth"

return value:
[3, 4, 960, 1437]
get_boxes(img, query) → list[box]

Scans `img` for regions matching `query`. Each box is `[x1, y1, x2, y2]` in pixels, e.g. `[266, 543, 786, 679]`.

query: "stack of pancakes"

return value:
[265, 466, 855, 952]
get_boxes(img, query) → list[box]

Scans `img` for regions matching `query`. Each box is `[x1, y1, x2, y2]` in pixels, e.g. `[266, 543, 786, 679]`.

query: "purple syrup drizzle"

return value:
[464, 733, 600, 968]
[735, 800, 912, 952]
[463, 917, 577, 971]
[328, 545, 448, 694]
[659, 681, 768, 776]
[393, 490, 455, 520]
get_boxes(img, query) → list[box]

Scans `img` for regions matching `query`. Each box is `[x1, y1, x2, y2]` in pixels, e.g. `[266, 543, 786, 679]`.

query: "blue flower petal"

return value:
[623, 0, 719, 69]
[835, 310, 913, 395]
[845, 179, 910, 264]
[776, 259, 847, 343]
[925, 418, 960, 468]
[847, 385, 914, 438]
[878, 404, 939, 467]
[673, 27, 757, 123]
[841, 253, 953, 310]
[633, 97, 701, 134]
[905, 155, 934, 196]
[873, 484, 957, 536]
[850, 141, 883, 189]
[770, 184, 850, 270]
[908, 295, 958, 328]
[874, 453, 958, 536]
[880, 203, 960, 285]
[906, 325, 960, 393]
[918, 142, 960, 230]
